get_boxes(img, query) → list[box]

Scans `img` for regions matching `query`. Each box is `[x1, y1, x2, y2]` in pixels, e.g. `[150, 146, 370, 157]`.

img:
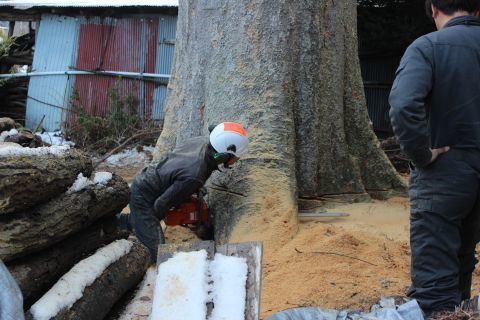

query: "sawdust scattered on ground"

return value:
[112, 165, 480, 319]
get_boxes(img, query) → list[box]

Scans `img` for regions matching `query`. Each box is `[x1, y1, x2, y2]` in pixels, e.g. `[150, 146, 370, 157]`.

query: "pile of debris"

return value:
[0, 121, 151, 319]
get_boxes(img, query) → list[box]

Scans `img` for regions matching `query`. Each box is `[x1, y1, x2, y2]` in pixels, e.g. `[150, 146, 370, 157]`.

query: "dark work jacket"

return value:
[131, 136, 218, 218]
[389, 16, 480, 168]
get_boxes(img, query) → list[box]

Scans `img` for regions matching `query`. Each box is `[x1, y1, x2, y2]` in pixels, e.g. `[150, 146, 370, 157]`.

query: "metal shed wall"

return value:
[26, 15, 80, 130]
[25, 13, 177, 131]
[360, 55, 401, 134]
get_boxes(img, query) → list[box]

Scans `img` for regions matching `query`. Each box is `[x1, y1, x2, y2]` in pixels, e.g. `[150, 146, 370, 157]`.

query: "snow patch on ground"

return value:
[30, 239, 133, 320]
[151, 250, 248, 320]
[104, 146, 154, 166]
[67, 172, 113, 194]
[0, 129, 18, 142]
[36, 131, 75, 146]
[0, 144, 70, 157]
[151, 250, 210, 320]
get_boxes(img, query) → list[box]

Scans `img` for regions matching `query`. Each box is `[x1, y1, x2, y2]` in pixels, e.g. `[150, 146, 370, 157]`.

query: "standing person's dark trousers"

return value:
[408, 148, 480, 313]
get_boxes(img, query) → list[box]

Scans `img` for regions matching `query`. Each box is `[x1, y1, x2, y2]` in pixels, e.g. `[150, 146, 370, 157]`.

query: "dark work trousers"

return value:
[129, 183, 165, 263]
[407, 148, 480, 314]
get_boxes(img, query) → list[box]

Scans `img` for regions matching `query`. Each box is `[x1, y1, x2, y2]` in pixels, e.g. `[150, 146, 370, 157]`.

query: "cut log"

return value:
[115, 267, 156, 320]
[0, 148, 93, 214]
[25, 238, 150, 320]
[0, 117, 16, 132]
[7, 216, 129, 308]
[0, 174, 129, 262]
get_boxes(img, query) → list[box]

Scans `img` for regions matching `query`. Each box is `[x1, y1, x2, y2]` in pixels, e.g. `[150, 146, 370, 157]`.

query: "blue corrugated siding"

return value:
[153, 14, 177, 121]
[26, 14, 177, 130]
[26, 15, 80, 130]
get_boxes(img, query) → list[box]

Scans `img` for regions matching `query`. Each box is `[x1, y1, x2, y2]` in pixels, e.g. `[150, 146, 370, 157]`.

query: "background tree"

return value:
[154, 0, 405, 245]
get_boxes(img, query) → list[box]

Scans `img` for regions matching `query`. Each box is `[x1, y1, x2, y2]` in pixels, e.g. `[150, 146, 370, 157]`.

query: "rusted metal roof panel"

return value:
[25, 15, 79, 130]
[74, 17, 143, 118]
[73, 16, 174, 122]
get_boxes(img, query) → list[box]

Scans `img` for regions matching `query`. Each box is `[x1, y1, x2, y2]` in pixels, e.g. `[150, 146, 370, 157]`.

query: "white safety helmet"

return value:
[209, 122, 249, 157]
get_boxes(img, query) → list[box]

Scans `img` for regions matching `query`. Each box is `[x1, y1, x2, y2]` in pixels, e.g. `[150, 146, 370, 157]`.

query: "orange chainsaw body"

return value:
[164, 196, 209, 226]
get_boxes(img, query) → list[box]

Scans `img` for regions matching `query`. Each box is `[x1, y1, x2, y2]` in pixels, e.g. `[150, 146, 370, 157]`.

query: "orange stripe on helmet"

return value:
[223, 122, 247, 136]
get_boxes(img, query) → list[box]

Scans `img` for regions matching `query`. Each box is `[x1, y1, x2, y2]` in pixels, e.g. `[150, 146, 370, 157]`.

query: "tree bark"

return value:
[0, 148, 93, 214]
[0, 174, 129, 262]
[25, 239, 150, 320]
[154, 0, 405, 244]
[7, 216, 129, 308]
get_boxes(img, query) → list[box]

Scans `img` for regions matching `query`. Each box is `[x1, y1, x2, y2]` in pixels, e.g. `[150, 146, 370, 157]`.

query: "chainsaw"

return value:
[163, 192, 213, 240]
[164, 195, 208, 226]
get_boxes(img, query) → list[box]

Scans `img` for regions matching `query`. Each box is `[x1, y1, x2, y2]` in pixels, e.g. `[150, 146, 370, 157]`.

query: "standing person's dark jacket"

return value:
[389, 16, 480, 168]
[132, 136, 218, 219]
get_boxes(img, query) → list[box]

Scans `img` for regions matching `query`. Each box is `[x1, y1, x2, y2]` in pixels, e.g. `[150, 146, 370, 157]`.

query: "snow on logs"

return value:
[8, 216, 127, 308]
[25, 239, 150, 320]
[0, 142, 141, 318]
[0, 145, 93, 214]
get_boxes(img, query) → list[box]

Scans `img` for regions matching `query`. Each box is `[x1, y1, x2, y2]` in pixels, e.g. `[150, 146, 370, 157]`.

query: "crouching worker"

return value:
[119, 122, 249, 263]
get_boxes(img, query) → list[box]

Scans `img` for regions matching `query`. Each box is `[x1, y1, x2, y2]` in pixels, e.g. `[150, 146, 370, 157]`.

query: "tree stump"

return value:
[154, 0, 405, 243]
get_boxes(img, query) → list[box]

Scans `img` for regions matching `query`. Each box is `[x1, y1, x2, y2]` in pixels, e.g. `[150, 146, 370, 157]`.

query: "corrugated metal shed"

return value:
[25, 12, 177, 130]
[0, 0, 178, 9]
[360, 55, 401, 134]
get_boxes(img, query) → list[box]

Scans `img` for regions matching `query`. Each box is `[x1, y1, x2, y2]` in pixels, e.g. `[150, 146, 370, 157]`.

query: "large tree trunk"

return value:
[154, 0, 405, 244]
[0, 148, 93, 214]
[7, 216, 128, 308]
[0, 174, 129, 262]
[25, 239, 150, 320]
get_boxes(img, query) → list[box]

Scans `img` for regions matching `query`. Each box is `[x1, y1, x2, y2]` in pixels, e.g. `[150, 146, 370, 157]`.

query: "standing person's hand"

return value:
[430, 146, 450, 163]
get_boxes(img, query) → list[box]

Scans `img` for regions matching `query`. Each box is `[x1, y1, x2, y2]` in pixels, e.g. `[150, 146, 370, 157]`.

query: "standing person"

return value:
[389, 0, 480, 316]
[119, 122, 249, 263]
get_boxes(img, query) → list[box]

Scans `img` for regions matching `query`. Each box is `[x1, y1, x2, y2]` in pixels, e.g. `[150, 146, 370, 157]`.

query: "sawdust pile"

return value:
[111, 163, 480, 319]
[230, 196, 480, 318]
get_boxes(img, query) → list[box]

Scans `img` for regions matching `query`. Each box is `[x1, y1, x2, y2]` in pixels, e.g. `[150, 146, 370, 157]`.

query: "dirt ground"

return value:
[105, 164, 480, 319]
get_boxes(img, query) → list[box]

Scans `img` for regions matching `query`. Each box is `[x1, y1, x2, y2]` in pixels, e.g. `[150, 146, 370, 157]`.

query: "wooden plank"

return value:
[156, 241, 215, 265]
[298, 211, 350, 220]
[216, 241, 263, 320]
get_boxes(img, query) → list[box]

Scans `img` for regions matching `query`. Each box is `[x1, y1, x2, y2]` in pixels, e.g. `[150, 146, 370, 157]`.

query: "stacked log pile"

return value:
[0, 32, 34, 123]
[0, 130, 150, 319]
